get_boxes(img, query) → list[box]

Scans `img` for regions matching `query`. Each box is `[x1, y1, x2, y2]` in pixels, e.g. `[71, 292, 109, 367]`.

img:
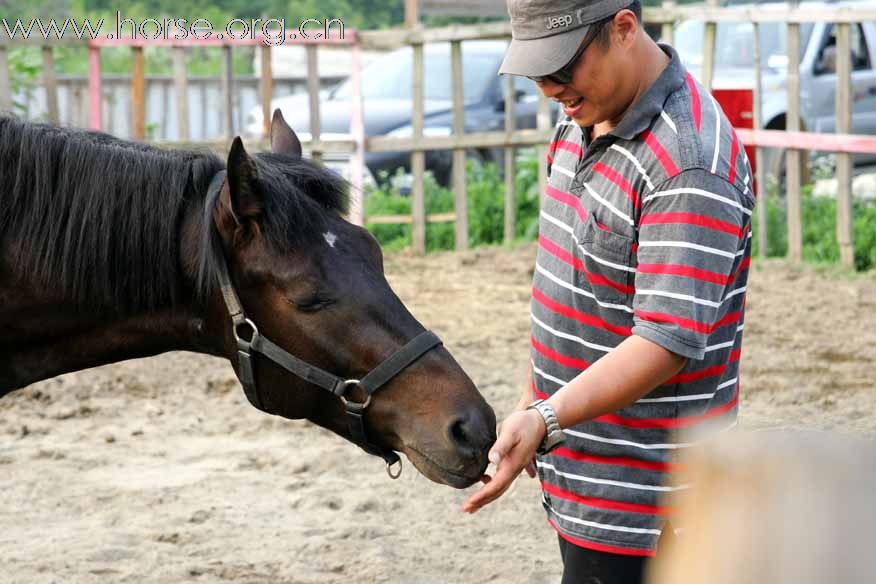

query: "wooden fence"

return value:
[2, 3, 876, 265]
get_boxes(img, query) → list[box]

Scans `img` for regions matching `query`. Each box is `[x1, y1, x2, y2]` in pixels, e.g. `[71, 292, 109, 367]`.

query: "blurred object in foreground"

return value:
[649, 429, 876, 584]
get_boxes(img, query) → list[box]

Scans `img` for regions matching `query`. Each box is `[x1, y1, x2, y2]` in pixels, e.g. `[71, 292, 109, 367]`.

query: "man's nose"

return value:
[537, 79, 565, 98]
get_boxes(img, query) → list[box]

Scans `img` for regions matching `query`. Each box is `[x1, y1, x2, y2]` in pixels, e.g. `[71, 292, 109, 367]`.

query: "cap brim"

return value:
[499, 24, 591, 77]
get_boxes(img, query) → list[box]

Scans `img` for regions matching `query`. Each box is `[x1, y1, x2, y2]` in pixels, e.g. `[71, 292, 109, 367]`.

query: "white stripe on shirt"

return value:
[541, 211, 637, 273]
[710, 96, 722, 174]
[636, 240, 740, 260]
[545, 498, 664, 535]
[609, 144, 656, 191]
[642, 187, 753, 216]
[581, 182, 635, 226]
[536, 262, 634, 313]
[531, 313, 614, 353]
[661, 111, 678, 134]
[538, 462, 688, 492]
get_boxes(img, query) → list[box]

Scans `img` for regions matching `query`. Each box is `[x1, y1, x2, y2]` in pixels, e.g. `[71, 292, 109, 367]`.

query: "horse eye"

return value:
[289, 295, 334, 312]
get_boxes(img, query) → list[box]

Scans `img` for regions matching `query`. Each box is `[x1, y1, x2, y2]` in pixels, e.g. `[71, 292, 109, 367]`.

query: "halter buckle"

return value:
[338, 378, 372, 411]
[386, 457, 403, 479]
[233, 318, 260, 351]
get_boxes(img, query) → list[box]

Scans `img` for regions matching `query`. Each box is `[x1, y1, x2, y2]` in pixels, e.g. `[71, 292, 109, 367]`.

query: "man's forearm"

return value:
[546, 335, 687, 430]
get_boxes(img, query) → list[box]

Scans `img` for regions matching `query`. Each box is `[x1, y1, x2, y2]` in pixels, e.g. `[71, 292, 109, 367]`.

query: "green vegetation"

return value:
[364, 152, 541, 252]
[752, 186, 876, 272]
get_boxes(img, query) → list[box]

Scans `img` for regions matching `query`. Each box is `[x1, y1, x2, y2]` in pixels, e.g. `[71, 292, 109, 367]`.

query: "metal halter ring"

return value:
[233, 318, 259, 350]
[386, 457, 403, 479]
[338, 379, 372, 411]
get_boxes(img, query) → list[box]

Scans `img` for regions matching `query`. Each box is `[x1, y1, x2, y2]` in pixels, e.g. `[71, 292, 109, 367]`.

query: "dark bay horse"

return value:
[0, 111, 495, 488]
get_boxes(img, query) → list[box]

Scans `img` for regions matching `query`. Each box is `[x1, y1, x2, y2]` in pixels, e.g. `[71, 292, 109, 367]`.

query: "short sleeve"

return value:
[632, 168, 755, 360]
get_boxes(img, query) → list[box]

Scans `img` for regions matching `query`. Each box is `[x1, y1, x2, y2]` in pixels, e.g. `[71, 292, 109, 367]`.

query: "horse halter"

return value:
[204, 170, 444, 478]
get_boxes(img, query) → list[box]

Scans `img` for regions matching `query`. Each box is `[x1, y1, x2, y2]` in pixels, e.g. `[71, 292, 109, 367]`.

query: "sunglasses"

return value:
[527, 34, 595, 85]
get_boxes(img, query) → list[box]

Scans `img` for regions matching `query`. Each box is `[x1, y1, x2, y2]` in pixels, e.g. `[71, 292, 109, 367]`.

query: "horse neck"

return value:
[0, 194, 226, 398]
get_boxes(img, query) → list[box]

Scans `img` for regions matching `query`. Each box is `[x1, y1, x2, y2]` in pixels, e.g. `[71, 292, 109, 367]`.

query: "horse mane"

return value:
[0, 114, 349, 315]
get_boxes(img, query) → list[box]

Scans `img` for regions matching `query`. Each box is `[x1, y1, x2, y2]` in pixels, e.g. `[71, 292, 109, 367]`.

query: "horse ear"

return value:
[216, 137, 262, 242]
[270, 109, 302, 157]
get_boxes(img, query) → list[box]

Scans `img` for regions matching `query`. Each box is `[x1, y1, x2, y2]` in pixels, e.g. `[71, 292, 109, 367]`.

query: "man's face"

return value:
[534, 16, 634, 128]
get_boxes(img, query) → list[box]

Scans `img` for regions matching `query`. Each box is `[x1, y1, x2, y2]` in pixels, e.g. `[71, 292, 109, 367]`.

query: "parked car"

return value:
[672, 0, 876, 179]
[245, 40, 558, 189]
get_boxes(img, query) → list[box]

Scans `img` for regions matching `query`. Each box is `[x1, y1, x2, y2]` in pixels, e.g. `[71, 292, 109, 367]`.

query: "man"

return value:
[462, 1, 755, 583]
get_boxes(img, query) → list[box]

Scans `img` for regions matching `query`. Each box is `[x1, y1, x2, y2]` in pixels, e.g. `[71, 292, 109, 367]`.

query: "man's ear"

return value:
[271, 109, 303, 157]
[613, 9, 639, 48]
[215, 137, 262, 244]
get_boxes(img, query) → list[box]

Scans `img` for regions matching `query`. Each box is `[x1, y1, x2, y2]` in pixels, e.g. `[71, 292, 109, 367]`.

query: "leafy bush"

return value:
[364, 150, 541, 252]
[752, 186, 876, 271]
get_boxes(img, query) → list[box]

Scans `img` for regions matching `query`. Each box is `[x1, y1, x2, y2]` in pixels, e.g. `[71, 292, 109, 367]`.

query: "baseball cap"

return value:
[499, 0, 636, 77]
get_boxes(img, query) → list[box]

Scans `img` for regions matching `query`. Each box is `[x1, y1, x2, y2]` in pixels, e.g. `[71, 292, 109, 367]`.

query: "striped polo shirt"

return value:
[532, 44, 755, 556]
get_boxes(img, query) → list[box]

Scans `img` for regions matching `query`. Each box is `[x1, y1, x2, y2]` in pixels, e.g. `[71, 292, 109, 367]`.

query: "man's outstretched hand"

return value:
[462, 408, 545, 514]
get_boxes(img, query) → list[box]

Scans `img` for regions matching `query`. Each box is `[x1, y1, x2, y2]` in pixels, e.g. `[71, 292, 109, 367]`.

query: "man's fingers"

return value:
[488, 427, 517, 465]
[462, 458, 520, 513]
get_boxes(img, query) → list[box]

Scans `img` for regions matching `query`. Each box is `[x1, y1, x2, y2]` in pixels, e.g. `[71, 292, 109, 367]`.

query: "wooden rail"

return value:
[1, 5, 875, 265]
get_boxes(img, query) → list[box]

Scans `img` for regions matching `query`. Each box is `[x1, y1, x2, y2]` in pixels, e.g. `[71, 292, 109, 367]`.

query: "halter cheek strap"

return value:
[203, 170, 444, 475]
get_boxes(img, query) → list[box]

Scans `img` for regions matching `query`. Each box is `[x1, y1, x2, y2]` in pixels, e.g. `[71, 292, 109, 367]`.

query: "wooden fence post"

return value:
[88, 46, 102, 130]
[451, 40, 468, 251]
[306, 44, 322, 163]
[660, 0, 675, 45]
[752, 21, 768, 258]
[41, 46, 59, 125]
[504, 74, 516, 244]
[172, 46, 189, 141]
[701, 0, 717, 92]
[349, 36, 366, 226]
[537, 92, 551, 205]
[0, 47, 11, 112]
[131, 46, 145, 140]
[411, 41, 426, 254]
[260, 45, 272, 139]
[835, 22, 854, 268]
[221, 45, 234, 140]
[786, 17, 803, 262]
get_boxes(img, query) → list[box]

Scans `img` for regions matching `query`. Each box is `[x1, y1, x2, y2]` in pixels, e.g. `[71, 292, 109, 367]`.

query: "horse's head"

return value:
[199, 110, 496, 488]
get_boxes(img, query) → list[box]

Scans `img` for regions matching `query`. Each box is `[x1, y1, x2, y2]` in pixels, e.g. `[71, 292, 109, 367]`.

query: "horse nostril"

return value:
[447, 413, 490, 461]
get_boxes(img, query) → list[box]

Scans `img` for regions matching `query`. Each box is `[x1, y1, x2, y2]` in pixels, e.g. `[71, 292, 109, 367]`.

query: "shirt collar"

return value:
[604, 43, 687, 141]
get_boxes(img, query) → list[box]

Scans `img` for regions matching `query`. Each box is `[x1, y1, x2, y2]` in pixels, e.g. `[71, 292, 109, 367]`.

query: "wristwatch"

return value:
[527, 399, 566, 454]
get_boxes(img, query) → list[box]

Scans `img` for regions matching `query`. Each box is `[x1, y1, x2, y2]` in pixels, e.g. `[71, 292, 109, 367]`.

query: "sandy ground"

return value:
[2, 244, 875, 584]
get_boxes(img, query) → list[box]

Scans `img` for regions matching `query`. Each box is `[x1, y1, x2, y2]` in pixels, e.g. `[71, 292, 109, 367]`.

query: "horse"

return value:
[0, 110, 496, 488]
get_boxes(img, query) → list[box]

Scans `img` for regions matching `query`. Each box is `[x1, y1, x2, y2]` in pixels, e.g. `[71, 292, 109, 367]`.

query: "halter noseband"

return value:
[204, 170, 443, 477]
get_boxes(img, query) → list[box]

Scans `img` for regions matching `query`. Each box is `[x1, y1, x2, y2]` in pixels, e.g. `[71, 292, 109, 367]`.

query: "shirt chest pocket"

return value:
[573, 213, 635, 307]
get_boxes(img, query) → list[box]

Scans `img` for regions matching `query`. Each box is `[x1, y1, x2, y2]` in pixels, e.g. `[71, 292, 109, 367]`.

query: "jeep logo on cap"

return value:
[545, 14, 573, 30]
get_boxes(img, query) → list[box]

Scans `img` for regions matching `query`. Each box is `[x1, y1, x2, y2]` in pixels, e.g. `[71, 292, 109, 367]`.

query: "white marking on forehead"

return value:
[323, 231, 338, 248]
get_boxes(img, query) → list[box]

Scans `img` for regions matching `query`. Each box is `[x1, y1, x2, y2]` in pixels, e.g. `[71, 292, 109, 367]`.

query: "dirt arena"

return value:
[2, 244, 875, 584]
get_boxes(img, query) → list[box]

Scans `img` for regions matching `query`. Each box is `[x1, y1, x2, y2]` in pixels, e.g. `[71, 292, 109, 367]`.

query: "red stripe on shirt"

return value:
[551, 139, 584, 159]
[539, 235, 635, 294]
[594, 385, 740, 429]
[664, 350, 740, 385]
[642, 129, 680, 177]
[543, 481, 672, 515]
[533, 286, 633, 337]
[593, 161, 641, 209]
[548, 519, 656, 557]
[532, 335, 591, 371]
[727, 130, 740, 184]
[552, 446, 680, 473]
[545, 185, 587, 222]
[635, 308, 743, 336]
[637, 255, 751, 286]
[686, 72, 701, 132]
[640, 212, 743, 238]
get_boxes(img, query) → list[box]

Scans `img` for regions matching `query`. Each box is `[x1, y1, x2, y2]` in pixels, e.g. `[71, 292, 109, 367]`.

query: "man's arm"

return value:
[462, 335, 685, 513]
